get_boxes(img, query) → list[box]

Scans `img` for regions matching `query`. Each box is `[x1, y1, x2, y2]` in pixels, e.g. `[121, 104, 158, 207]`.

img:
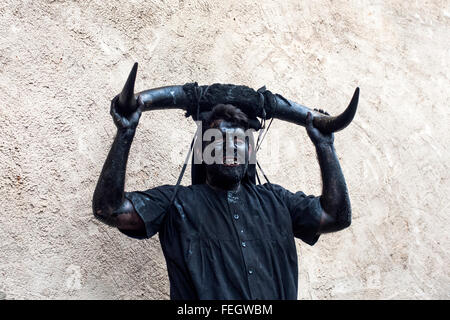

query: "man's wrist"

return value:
[117, 127, 137, 140]
[314, 141, 334, 151]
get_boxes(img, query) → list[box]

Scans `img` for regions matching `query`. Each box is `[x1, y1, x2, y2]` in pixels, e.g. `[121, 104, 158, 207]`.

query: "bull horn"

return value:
[136, 85, 190, 111]
[117, 62, 138, 115]
[313, 87, 359, 133]
[274, 87, 359, 133]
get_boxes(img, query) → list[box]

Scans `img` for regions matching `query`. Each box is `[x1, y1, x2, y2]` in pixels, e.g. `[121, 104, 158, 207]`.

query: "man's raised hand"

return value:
[110, 95, 143, 131]
[305, 110, 334, 147]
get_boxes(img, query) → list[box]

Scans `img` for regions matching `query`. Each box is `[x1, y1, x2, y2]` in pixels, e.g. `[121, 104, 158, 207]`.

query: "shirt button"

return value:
[241, 241, 246, 248]
[233, 214, 239, 220]
[240, 229, 244, 233]
[248, 269, 253, 275]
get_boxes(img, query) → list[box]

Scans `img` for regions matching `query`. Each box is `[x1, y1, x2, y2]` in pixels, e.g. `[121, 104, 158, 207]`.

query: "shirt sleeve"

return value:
[265, 183, 323, 246]
[121, 184, 176, 239]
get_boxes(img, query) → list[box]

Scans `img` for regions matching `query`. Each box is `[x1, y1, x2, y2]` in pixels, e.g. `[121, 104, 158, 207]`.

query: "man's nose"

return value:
[224, 136, 237, 155]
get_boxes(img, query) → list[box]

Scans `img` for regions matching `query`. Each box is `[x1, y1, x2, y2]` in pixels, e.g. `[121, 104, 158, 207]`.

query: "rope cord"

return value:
[169, 133, 197, 205]
[254, 86, 275, 189]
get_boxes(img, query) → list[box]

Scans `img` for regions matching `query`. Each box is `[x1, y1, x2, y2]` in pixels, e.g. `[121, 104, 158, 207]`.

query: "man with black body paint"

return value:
[92, 94, 351, 300]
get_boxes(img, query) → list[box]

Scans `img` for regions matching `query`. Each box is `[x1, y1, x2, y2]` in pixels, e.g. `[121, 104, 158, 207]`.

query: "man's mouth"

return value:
[222, 156, 239, 167]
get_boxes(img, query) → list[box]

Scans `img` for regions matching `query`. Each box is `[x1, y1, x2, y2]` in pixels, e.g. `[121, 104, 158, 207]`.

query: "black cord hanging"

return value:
[169, 84, 209, 206]
[254, 86, 275, 189]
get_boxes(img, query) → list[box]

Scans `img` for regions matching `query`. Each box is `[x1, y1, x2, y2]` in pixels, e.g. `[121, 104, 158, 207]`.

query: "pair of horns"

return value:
[116, 62, 359, 133]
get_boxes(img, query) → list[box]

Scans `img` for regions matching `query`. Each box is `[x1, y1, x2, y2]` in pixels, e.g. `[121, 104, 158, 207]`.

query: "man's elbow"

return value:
[92, 198, 113, 225]
[92, 201, 104, 220]
[92, 205, 103, 221]
[339, 217, 351, 230]
[336, 207, 352, 230]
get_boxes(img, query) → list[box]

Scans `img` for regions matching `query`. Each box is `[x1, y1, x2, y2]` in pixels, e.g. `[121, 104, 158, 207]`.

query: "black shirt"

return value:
[123, 182, 322, 300]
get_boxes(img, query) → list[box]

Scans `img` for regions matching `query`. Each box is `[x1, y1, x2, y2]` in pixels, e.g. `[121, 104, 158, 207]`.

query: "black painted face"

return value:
[203, 121, 249, 189]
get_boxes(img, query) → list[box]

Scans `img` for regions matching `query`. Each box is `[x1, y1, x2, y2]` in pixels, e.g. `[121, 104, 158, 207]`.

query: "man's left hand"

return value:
[305, 109, 334, 147]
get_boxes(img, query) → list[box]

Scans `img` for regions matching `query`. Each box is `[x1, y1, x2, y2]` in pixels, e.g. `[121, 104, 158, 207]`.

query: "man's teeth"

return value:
[224, 158, 237, 165]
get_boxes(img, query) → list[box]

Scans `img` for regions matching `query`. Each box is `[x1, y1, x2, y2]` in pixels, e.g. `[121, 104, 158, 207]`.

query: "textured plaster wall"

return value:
[0, 0, 448, 299]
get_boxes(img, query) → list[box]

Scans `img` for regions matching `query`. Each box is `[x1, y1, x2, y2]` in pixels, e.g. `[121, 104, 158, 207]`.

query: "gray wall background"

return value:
[0, 0, 448, 299]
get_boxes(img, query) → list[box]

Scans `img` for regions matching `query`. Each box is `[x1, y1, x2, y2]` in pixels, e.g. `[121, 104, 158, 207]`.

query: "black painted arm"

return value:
[315, 143, 351, 233]
[305, 112, 351, 234]
[92, 96, 145, 231]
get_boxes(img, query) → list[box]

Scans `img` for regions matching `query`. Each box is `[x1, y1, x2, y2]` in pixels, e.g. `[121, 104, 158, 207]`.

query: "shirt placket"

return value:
[227, 190, 257, 299]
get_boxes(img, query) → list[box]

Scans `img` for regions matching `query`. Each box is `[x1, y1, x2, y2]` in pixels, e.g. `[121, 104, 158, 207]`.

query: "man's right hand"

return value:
[110, 95, 143, 131]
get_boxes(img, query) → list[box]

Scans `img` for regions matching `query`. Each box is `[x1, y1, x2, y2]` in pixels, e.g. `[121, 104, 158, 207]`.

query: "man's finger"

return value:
[110, 95, 119, 115]
[306, 112, 313, 128]
[137, 95, 144, 107]
[136, 95, 144, 114]
[111, 103, 124, 122]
